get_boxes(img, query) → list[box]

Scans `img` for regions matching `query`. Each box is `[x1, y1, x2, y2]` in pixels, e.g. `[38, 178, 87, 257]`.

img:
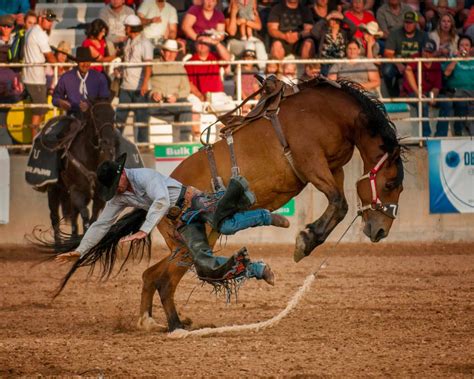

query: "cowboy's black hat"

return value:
[74, 46, 96, 63]
[97, 153, 127, 201]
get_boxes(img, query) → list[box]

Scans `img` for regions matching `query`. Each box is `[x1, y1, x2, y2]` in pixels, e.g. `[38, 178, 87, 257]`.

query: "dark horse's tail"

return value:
[29, 209, 150, 297]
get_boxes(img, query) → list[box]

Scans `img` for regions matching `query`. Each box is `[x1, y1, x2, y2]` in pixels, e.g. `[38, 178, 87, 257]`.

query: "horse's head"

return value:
[88, 98, 118, 161]
[356, 148, 404, 242]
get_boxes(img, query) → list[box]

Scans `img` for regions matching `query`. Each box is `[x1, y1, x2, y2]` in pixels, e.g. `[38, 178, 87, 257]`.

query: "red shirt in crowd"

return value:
[402, 54, 442, 95]
[186, 5, 225, 36]
[185, 52, 224, 95]
[81, 39, 106, 72]
[344, 10, 375, 40]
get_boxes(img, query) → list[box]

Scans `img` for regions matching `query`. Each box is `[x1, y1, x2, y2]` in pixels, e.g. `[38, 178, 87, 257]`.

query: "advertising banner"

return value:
[154, 144, 295, 216]
[428, 140, 474, 213]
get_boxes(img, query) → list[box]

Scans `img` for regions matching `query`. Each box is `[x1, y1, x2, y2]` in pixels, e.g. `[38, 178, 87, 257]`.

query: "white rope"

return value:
[168, 272, 316, 339]
[167, 215, 360, 339]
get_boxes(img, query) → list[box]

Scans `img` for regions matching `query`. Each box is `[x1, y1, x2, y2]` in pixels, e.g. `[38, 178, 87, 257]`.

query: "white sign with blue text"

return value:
[428, 140, 474, 213]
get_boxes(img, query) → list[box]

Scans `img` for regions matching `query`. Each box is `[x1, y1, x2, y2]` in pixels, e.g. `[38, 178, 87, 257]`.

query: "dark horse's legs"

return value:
[69, 185, 91, 235]
[47, 184, 62, 244]
[294, 166, 348, 262]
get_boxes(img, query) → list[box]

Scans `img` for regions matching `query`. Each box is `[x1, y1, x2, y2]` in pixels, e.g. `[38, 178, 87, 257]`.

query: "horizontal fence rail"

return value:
[1, 56, 473, 150]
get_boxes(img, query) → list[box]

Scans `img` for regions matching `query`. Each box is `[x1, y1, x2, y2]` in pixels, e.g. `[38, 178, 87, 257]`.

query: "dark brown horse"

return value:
[48, 99, 117, 241]
[54, 79, 404, 332]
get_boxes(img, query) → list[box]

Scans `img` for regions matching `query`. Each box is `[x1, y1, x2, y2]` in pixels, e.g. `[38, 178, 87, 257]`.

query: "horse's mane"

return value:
[303, 77, 400, 154]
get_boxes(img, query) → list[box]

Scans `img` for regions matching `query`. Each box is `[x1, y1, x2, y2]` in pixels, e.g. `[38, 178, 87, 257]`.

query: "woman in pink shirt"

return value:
[182, 0, 226, 43]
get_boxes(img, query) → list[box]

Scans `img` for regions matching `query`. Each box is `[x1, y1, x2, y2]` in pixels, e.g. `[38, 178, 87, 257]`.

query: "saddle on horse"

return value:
[25, 116, 83, 191]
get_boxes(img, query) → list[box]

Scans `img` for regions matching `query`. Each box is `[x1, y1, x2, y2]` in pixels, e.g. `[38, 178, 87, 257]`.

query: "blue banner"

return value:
[428, 140, 474, 213]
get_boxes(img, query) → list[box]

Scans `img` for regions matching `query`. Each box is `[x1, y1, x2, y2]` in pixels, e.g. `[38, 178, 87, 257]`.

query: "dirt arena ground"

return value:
[0, 242, 473, 377]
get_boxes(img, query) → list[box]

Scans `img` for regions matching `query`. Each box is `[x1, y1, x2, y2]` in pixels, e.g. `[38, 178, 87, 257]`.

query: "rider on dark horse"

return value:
[52, 46, 109, 119]
[56, 153, 290, 283]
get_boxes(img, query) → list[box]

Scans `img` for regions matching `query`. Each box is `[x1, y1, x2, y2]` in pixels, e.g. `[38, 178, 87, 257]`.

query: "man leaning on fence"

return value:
[22, 8, 57, 138]
[115, 14, 153, 144]
[149, 39, 192, 142]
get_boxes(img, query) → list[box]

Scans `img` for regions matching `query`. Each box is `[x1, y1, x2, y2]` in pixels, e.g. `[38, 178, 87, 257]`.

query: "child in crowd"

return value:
[236, 0, 257, 41]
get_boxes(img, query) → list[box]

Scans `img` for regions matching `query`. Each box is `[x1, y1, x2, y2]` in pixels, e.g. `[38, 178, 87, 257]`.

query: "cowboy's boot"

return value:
[179, 222, 249, 280]
[213, 176, 256, 229]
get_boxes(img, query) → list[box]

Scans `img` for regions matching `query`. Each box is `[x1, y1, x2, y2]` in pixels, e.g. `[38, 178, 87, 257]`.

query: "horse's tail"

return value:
[53, 208, 150, 297]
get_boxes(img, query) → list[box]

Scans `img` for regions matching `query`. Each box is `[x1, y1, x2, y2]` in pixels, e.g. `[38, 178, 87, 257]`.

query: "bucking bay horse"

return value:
[54, 78, 405, 332]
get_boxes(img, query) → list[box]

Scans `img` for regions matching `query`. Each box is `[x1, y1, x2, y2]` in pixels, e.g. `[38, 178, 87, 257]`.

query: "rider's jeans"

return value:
[212, 255, 266, 279]
[218, 209, 272, 235]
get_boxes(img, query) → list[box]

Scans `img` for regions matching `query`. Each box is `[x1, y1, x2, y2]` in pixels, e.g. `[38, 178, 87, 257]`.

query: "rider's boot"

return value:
[213, 176, 256, 229]
[179, 222, 249, 280]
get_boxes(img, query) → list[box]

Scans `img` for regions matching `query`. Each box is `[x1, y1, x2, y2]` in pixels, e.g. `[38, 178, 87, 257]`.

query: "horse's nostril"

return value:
[375, 228, 385, 242]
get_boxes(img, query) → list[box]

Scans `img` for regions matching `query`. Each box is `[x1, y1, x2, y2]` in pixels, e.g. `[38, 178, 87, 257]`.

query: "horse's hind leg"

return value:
[138, 247, 190, 332]
[70, 187, 91, 233]
[47, 184, 61, 244]
[294, 166, 348, 262]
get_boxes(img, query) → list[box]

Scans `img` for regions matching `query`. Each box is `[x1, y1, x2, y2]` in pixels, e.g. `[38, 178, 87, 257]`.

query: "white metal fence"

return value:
[1, 56, 473, 149]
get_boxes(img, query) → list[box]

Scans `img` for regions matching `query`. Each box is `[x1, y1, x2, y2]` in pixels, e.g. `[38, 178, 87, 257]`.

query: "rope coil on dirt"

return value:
[168, 273, 315, 339]
[168, 215, 360, 339]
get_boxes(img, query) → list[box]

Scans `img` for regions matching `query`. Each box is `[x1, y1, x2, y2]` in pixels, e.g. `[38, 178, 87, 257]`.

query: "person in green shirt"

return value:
[443, 35, 474, 136]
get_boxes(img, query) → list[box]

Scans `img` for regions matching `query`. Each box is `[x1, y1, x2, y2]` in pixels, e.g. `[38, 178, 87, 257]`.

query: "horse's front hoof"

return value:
[137, 313, 166, 332]
[294, 230, 311, 263]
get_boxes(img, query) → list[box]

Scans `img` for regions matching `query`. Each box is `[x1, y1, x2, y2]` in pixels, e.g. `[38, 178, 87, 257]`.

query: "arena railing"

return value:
[0, 56, 472, 149]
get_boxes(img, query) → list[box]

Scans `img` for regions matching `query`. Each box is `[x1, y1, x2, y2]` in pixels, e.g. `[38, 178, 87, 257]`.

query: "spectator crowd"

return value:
[0, 0, 473, 143]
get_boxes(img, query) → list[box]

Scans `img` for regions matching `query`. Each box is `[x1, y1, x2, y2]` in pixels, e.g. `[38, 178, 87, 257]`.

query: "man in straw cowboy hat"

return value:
[52, 46, 110, 116]
[149, 39, 193, 142]
[56, 154, 291, 284]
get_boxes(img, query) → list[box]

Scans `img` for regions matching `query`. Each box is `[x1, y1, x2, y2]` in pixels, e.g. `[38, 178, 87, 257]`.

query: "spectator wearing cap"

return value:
[149, 39, 193, 142]
[115, 14, 153, 143]
[382, 10, 428, 97]
[226, 0, 268, 70]
[402, 39, 452, 137]
[137, 0, 178, 44]
[344, 0, 376, 41]
[52, 47, 110, 118]
[46, 40, 72, 94]
[267, 0, 314, 60]
[0, 0, 30, 26]
[376, 0, 413, 39]
[99, 0, 135, 49]
[359, 21, 383, 58]
[185, 33, 231, 102]
[0, 14, 16, 47]
[442, 35, 474, 136]
[328, 39, 380, 95]
[22, 8, 57, 137]
[0, 45, 23, 144]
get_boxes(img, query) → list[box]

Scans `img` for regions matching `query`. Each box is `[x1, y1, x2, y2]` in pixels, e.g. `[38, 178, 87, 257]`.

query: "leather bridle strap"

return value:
[356, 153, 398, 219]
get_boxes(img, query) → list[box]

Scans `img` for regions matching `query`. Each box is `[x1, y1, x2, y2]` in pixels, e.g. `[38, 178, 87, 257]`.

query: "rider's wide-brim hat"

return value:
[74, 46, 96, 62]
[97, 153, 127, 201]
